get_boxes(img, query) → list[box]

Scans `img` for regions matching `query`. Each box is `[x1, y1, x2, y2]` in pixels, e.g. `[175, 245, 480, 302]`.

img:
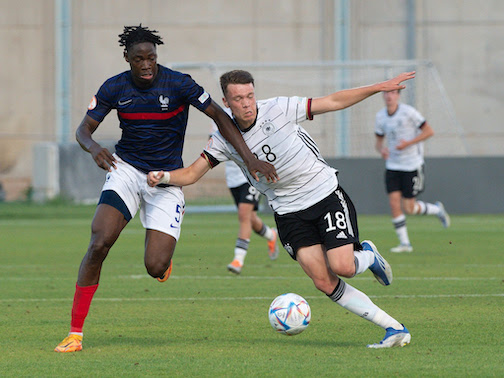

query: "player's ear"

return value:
[123, 50, 129, 63]
[222, 96, 230, 108]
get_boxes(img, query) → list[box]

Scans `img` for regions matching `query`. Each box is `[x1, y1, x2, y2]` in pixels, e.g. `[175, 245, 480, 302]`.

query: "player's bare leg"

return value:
[389, 191, 412, 252]
[251, 209, 279, 260]
[144, 229, 176, 281]
[227, 203, 254, 274]
[250, 211, 264, 234]
[404, 197, 451, 228]
[55, 204, 128, 352]
[296, 245, 340, 294]
[78, 204, 128, 286]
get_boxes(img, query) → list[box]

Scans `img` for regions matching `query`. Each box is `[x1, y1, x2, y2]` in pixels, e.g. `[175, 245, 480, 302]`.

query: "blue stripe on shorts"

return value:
[98, 190, 132, 221]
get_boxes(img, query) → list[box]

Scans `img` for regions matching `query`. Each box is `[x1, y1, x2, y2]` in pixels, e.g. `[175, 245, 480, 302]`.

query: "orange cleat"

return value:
[157, 260, 173, 282]
[227, 259, 243, 274]
[54, 334, 83, 353]
[268, 228, 279, 260]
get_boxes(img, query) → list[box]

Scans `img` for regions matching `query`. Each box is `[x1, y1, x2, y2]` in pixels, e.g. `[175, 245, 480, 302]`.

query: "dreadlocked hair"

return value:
[118, 24, 164, 52]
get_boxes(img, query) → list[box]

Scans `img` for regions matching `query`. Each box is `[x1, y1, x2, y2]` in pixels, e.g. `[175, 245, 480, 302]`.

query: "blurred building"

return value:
[1, 0, 503, 201]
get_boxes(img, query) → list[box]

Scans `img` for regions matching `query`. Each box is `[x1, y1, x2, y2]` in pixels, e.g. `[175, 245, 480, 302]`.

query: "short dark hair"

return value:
[220, 70, 255, 96]
[118, 24, 164, 52]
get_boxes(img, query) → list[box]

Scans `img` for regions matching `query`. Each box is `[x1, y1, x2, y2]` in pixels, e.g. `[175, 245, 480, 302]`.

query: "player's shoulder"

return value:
[258, 96, 304, 111]
[222, 107, 232, 117]
[97, 71, 131, 98]
[208, 129, 226, 144]
[398, 103, 424, 119]
[158, 65, 194, 81]
[398, 103, 417, 113]
[158, 64, 178, 76]
[257, 97, 279, 106]
[102, 70, 130, 86]
[375, 107, 388, 119]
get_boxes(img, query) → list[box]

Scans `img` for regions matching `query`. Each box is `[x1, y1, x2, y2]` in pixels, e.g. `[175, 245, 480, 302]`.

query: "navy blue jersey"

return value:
[87, 65, 212, 173]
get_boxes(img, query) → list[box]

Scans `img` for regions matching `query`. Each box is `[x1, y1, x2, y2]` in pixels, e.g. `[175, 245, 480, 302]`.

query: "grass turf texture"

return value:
[1, 202, 503, 376]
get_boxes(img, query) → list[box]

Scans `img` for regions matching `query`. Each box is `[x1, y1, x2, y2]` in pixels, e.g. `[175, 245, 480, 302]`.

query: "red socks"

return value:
[70, 283, 99, 333]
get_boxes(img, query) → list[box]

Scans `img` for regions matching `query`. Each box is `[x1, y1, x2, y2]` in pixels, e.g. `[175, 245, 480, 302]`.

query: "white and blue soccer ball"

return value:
[268, 293, 311, 336]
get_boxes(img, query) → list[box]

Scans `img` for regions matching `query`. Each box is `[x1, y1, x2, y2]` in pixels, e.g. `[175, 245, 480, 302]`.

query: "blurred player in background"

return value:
[224, 162, 279, 274]
[148, 69, 417, 348]
[210, 125, 279, 274]
[54, 25, 277, 353]
[375, 89, 450, 253]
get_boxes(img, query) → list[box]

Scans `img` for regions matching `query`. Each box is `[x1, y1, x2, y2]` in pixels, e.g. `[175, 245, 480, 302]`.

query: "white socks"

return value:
[416, 200, 441, 215]
[354, 249, 375, 275]
[233, 238, 249, 264]
[328, 279, 402, 330]
[257, 224, 275, 241]
[392, 214, 410, 245]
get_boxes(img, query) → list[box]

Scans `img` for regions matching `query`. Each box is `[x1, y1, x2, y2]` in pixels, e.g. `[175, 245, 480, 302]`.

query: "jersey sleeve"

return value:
[86, 80, 114, 123]
[202, 131, 231, 168]
[178, 73, 212, 112]
[210, 121, 218, 135]
[409, 106, 426, 129]
[374, 111, 385, 136]
[276, 96, 309, 123]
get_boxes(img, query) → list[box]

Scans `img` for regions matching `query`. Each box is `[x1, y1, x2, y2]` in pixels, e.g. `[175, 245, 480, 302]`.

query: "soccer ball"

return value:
[268, 293, 311, 336]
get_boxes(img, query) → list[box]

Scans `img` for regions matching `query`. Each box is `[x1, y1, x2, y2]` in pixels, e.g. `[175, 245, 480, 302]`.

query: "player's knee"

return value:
[312, 278, 337, 295]
[145, 260, 169, 278]
[336, 266, 356, 278]
[403, 205, 414, 215]
[237, 212, 250, 224]
[329, 261, 355, 278]
[87, 238, 114, 261]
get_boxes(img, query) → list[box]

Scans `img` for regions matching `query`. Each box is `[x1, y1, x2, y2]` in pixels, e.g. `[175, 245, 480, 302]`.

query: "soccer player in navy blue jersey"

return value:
[55, 25, 277, 353]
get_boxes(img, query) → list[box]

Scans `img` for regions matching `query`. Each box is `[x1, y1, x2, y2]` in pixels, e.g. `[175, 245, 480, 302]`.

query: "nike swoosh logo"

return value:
[118, 99, 132, 106]
[170, 224, 179, 229]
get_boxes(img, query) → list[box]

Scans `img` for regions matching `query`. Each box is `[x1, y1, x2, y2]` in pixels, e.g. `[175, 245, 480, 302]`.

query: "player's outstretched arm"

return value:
[311, 71, 416, 116]
[76, 115, 117, 171]
[147, 156, 210, 187]
[204, 100, 279, 183]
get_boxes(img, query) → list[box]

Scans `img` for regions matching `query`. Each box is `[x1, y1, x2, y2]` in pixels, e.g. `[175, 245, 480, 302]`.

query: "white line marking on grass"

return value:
[1, 275, 502, 282]
[117, 275, 504, 281]
[0, 219, 90, 227]
[1, 293, 504, 303]
[1, 263, 503, 270]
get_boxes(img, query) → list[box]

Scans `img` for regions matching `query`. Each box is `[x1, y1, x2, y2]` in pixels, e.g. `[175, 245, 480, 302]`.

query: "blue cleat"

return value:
[367, 325, 411, 348]
[363, 240, 393, 286]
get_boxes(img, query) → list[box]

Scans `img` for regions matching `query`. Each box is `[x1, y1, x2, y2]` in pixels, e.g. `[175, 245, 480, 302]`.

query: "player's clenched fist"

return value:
[147, 171, 171, 187]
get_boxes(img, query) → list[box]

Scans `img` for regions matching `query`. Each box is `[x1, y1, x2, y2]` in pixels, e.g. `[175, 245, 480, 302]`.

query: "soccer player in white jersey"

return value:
[211, 123, 279, 273]
[148, 69, 415, 348]
[375, 89, 450, 253]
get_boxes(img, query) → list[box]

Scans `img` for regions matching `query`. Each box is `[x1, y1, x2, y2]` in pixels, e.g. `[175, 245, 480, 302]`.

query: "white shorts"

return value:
[101, 154, 185, 240]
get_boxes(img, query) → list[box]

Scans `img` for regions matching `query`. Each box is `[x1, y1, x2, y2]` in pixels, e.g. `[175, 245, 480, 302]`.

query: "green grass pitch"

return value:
[1, 202, 503, 376]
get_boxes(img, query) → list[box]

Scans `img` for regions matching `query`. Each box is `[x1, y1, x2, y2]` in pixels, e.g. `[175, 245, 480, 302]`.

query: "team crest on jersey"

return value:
[88, 95, 97, 110]
[261, 122, 275, 136]
[159, 95, 169, 111]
